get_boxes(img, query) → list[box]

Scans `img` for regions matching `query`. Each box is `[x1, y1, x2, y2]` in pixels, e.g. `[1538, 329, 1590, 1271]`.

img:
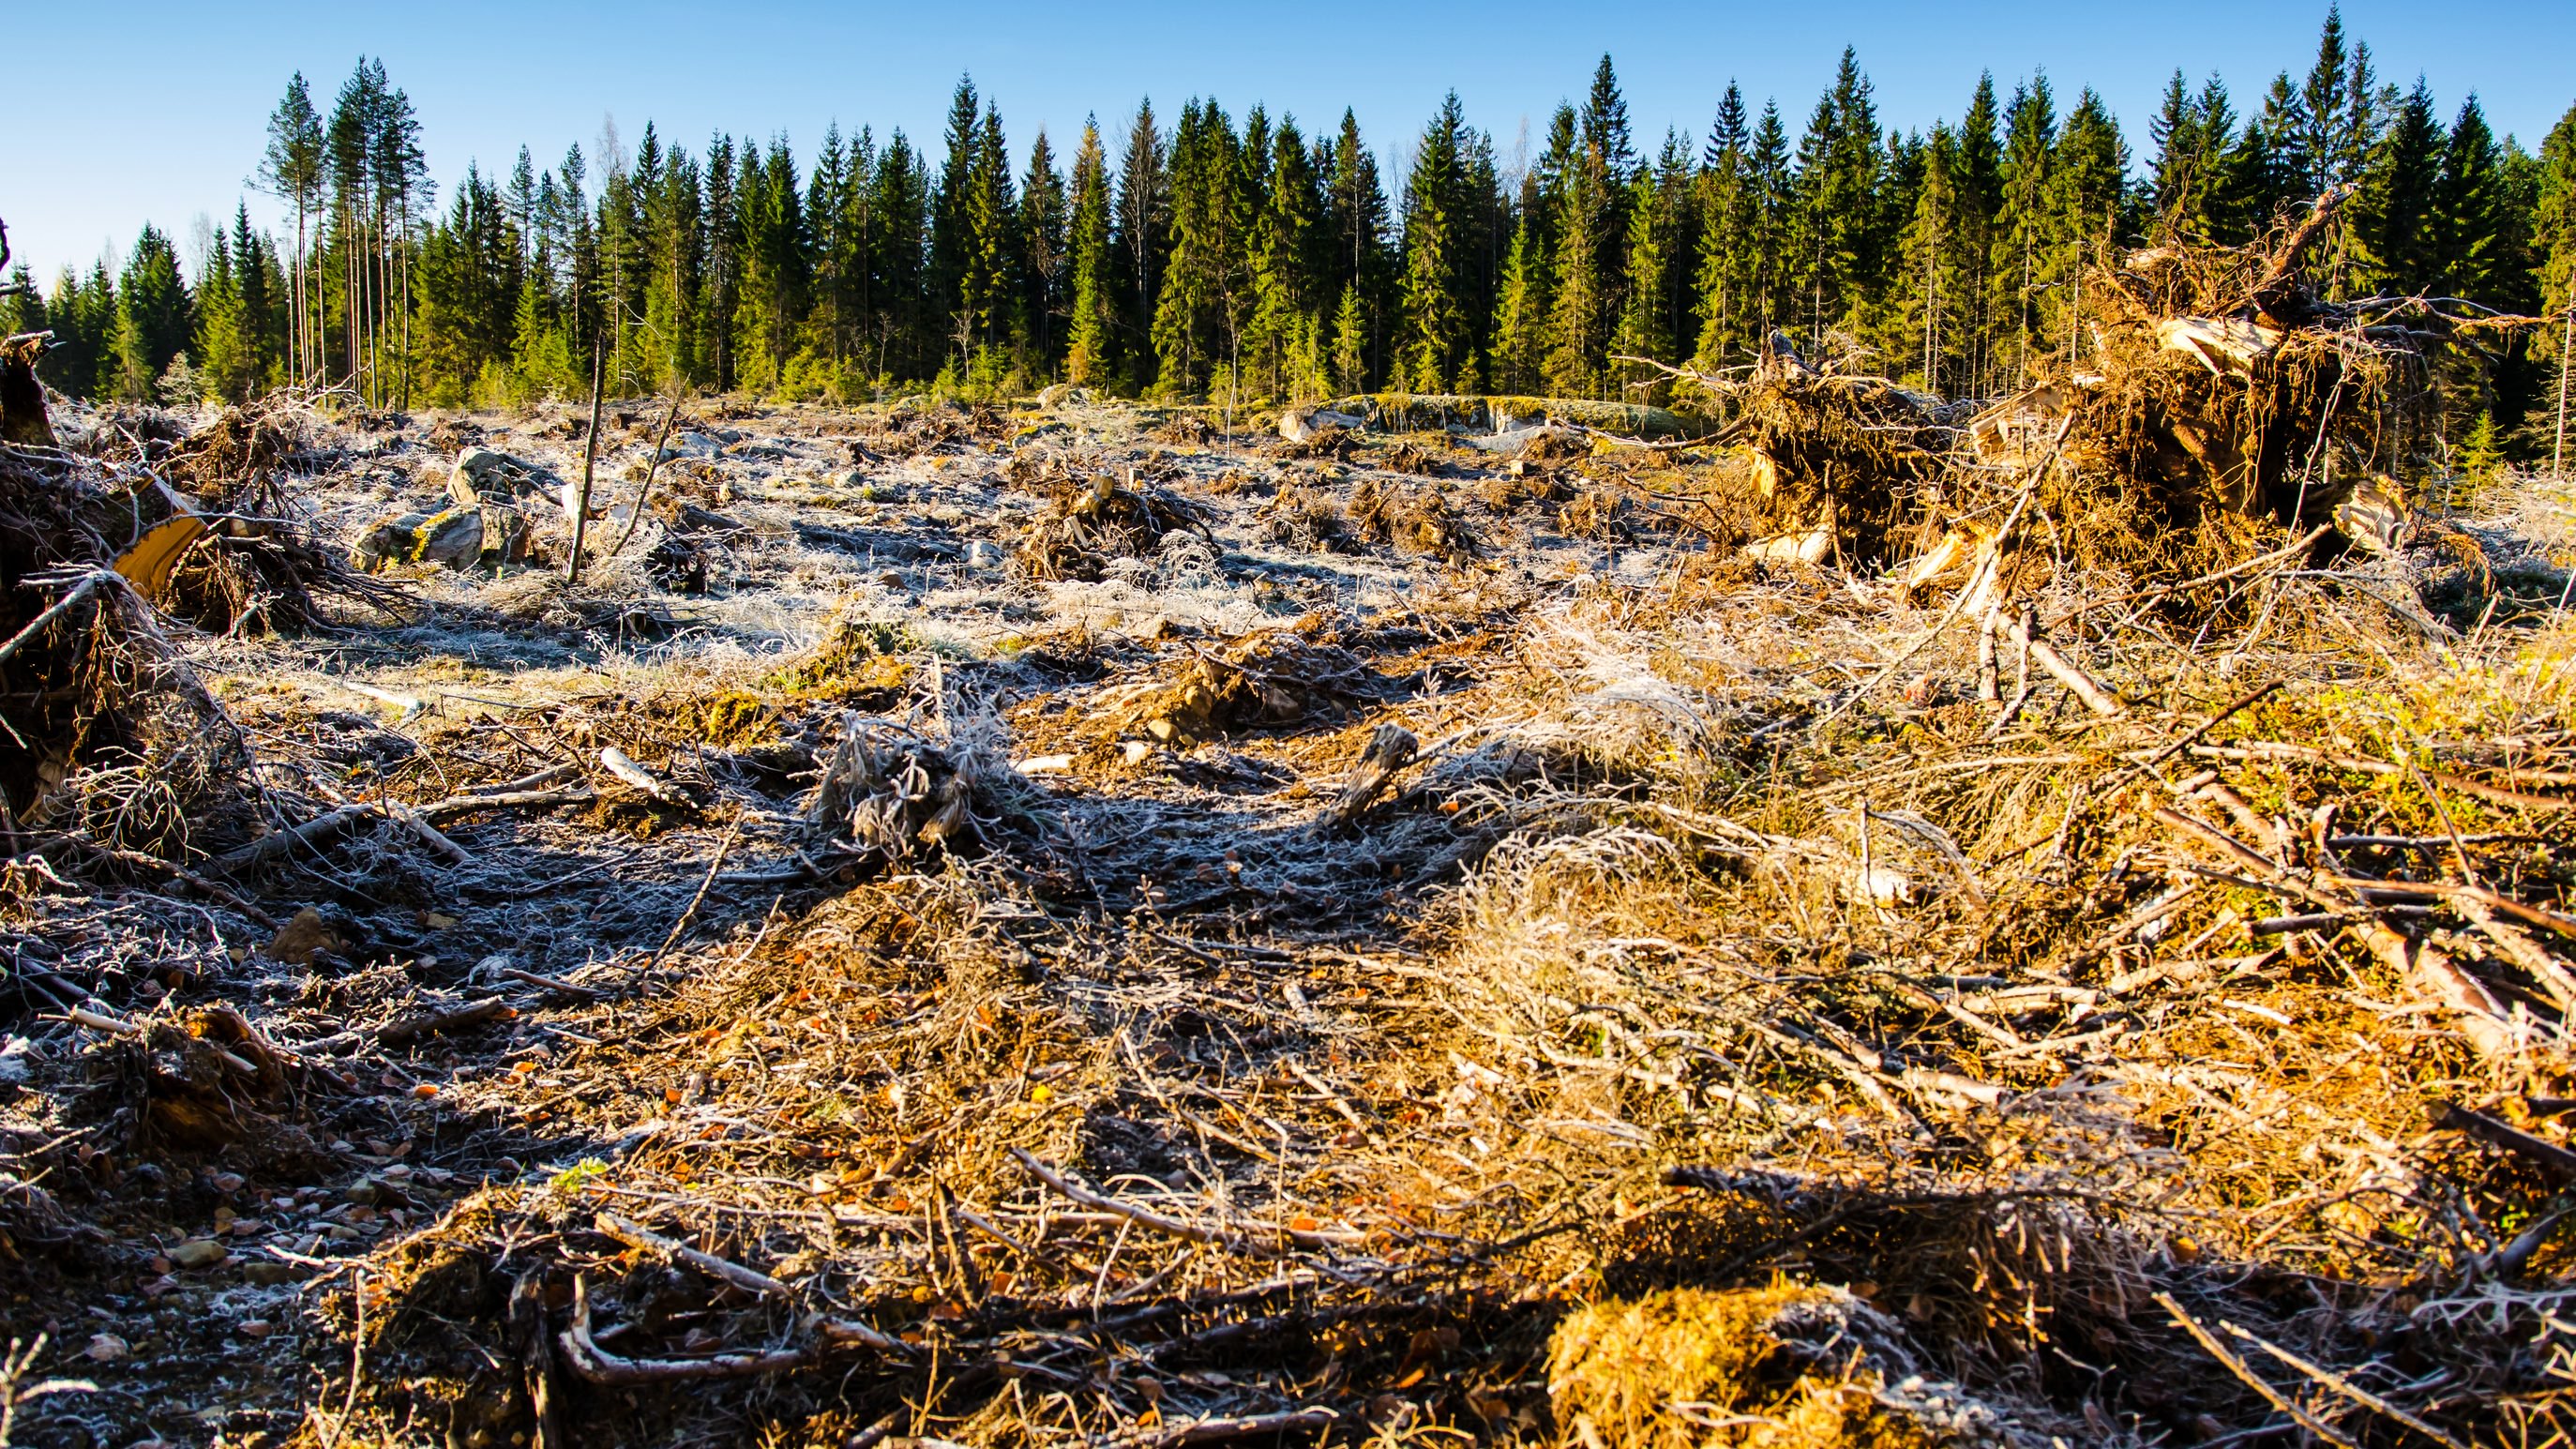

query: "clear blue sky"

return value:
[5, 0, 2570, 284]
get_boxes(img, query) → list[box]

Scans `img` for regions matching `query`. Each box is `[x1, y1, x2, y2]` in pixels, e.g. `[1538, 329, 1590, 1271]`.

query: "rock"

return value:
[264, 907, 340, 967]
[449, 446, 553, 507]
[243, 1260, 299, 1286]
[352, 506, 484, 571]
[235, 1320, 274, 1339]
[169, 1238, 229, 1270]
[1279, 403, 1365, 444]
[85, 1332, 128, 1362]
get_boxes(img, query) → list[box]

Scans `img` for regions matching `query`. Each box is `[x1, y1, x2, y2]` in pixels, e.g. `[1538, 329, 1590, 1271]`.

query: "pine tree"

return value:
[1064, 119, 1116, 387]
[260, 73, 326, 385]
[1115, 100, 1170, 389]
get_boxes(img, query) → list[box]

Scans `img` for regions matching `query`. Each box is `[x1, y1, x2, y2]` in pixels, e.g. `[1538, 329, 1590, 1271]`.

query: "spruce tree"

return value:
[2353, 78, 2444, 295]
[2534, 100, 2575, 475]
[1020, 128, 1068, 374]
[1691, 83, 1753, 368]
[1323, 111, 1391, 389]
[1610, 131, 1693, 391]
[1492, 210, 1550, 394]
[1064, 119, 1116, 387]
[1395, 94, 1471, 392]
[2432, 96, 2509, 303]
[2040, 89, 2128, 367]
[1248, 116, 1328, 400]
[928, 76, 982, 370]
[112, 225, 191, 402]
[1991, 76, 2056, 379]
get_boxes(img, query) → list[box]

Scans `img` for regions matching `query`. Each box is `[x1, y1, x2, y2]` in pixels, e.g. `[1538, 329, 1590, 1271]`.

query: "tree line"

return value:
[8, 9, 2573, 452]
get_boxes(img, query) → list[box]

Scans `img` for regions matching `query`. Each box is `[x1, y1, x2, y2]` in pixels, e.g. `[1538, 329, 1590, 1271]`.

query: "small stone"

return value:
[169, 1239, 228, 1270]
[84, 1332, 128, 1362]
[264, 907, 342, 966]
[243, 1261, 298, 1286]
[206, 1171, 247, 1195]
[327, 1225, 359, 1242]
[229, 1218, 265, 1237]
[235, 1320, 274, 1340]
[344, 1181, 381, 1206]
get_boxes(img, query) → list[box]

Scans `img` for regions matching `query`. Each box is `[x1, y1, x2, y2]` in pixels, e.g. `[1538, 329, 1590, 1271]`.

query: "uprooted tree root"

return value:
[1665, 189, 2502, 588]
[1349, 477, 1480, 562]
[1014, 471, 1215, 581]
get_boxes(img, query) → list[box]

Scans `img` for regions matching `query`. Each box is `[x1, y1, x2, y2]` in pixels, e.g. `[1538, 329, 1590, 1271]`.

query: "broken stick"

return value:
[1319, 723, 1417, 830]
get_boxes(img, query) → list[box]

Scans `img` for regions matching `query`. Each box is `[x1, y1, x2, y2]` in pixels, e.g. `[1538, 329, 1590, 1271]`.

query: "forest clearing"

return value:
[3, 189, 2576, 1449]
[7, 7, 2576, 1445]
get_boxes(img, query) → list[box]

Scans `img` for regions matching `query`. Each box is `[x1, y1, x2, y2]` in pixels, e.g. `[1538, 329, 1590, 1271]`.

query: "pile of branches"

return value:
[857, 401, 1003, 460]
[0, 386, 408, 857]
[1087, 626, 1397, 747]
[160, 399, 412, 630]
[1673, 189, 2485, 581]
[0, 499, 249, 855]
[1348, 477, 1480, 562]
[805, 710, 999, 862]
[1012, 472, 1213, 581]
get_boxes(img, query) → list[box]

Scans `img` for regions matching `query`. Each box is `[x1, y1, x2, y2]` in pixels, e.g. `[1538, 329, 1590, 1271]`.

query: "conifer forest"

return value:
[7, 10, 2576, 1449]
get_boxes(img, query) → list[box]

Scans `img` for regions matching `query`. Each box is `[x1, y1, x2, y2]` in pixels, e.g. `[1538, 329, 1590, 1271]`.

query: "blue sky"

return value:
[5, 0, 2570, 283]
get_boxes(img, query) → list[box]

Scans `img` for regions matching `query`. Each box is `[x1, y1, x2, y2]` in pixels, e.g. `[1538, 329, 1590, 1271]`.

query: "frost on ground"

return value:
[3, 384, 2576, 1449]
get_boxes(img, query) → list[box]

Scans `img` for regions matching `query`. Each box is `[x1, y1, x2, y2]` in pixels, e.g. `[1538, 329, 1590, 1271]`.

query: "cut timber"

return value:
[1320, 724, 1417, 830]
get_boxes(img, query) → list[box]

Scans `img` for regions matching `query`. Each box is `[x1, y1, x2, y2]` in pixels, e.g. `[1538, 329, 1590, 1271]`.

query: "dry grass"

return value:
[2, 370, 2574, 1449]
